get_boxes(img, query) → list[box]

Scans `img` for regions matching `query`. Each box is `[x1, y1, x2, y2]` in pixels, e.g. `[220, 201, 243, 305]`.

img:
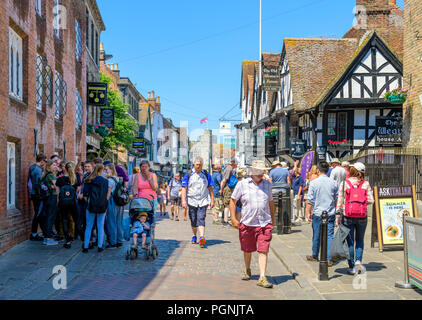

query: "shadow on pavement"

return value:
[204, 239, 231, 247]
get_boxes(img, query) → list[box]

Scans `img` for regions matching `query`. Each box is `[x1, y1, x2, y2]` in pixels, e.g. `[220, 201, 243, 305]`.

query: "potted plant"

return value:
[384, 88, 409, 105]
[328, 139, 350, 149]
[262, 125, 279, 137]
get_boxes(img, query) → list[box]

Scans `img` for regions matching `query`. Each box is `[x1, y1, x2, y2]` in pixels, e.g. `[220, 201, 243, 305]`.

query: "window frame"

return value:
[36, 0, 42, 16]
[54, 70, 67, 120]
[9, 27, 23, 101]
[7, 142, 16, 210]
[75, 19, 82, 61]
[75, 89, 83, 128]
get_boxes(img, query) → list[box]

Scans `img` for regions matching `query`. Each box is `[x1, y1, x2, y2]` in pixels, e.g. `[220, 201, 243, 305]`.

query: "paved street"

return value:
[0, 207, 421, 300]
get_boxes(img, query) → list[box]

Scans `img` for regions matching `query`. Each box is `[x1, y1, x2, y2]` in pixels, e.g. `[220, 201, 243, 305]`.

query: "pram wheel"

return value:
[130, 247, 138, 260]
[152, 247, 157, 260]
[125, 250, 130, 260]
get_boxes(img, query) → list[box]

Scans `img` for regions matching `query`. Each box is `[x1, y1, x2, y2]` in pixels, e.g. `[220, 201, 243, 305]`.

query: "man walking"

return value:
[230, 160, 275, 289]
[182, 157, 214, 248]
[211, 164, 224, 225]
[28, 153, 47, 241]
[305, 161, 338, 267]
[330, 158, 347, 186]
[167, 173, 183, 221]
[220, 158, 238, 226]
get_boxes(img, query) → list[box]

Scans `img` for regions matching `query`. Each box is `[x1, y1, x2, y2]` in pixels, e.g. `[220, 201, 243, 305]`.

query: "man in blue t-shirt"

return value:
[211, 164, 223, 224]
[269, 161, 291, 196]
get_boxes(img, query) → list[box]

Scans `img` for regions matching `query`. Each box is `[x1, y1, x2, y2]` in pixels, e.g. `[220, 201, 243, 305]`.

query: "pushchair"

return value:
[125, 197, 159, 261]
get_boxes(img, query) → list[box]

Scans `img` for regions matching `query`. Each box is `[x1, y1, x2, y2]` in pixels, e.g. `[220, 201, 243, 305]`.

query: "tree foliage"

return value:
[99, 73, 138, 155]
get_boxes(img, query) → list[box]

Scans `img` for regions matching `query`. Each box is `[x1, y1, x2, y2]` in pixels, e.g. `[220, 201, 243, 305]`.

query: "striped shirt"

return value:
[231, 177, 273, 227]
[336, 177, 374, 212]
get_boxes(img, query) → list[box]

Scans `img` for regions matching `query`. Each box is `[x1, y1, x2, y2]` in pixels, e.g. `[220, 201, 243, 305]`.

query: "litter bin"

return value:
[272, 184, 291, 234]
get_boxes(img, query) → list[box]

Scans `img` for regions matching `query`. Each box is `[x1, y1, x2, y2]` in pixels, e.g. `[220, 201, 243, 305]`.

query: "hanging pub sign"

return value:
[100, 108, 114, 129]
[372, 185, 418, 252]
[133, 138, 145, 149]
[87, 82, 108, 107]
[262, 65, 281, 92]
[290, 139, 306, 159]
[375, 116, 402, 145]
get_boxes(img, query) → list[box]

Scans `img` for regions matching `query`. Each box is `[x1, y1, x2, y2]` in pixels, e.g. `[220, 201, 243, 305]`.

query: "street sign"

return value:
[87, 82, 107, 106]
[100, 108, 114, 129]
[375, 116, 402, 145]
[219, 122, 231, 135]
[133, 138, 145, 149]
[263, 65, 281, 91]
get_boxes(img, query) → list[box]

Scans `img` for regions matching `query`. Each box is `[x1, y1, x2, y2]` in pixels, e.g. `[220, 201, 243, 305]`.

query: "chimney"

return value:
[148, 91, 152, 99]
[100, 42, 104, 51]
[151, 90, 155, 98]
[114, 63, 119, 71]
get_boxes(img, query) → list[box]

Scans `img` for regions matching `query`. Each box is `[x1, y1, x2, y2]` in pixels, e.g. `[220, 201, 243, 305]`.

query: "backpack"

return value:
[28, 165, 43, 200]
[112, 177, 130, 206]
[344, 180, 368, 218]
[59, 184, 76, 207]
[227, 169, 238, 189]
[87, 178, 109, 214]
[187, 169, 209, 184]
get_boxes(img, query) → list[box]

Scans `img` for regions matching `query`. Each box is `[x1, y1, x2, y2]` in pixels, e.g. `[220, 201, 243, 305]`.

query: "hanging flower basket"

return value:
[262, 125, 279, 137]
[384, 88, 409, 105]
[95, 124, 112, 137]
[87, 122, 95, 133]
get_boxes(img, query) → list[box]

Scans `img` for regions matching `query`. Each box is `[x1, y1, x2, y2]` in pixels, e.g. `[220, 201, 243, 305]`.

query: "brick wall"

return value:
[0, 0, 87, 253]
[403, 0, 422, 147]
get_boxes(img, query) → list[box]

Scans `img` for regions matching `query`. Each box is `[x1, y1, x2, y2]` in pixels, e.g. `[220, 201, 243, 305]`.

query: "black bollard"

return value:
[319, 211, 329, 281]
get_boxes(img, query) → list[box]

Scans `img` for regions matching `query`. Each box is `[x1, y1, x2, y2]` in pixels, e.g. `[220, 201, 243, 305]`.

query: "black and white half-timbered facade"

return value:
[312, 32, 403, 159]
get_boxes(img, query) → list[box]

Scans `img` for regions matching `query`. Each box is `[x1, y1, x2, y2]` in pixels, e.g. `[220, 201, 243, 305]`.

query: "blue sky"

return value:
[98, 0, 404, 140]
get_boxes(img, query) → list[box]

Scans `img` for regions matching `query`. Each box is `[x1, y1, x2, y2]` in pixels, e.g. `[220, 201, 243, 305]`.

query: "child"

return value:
[131, 212, 151, 250]
[157, 183, 167, 216]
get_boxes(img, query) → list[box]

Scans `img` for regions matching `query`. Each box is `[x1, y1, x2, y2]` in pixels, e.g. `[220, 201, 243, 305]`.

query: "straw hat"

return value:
[271, 160, 281, 167]
[136, 212, 149, 220]
[249, 160, 271, 171]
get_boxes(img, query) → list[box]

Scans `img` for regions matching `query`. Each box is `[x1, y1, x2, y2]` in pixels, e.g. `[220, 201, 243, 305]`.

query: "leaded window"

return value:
[53, 0, 62, 39]
[36, 0, 42, 16]
[327, 113, 336, 136]
[36, 54, 53, 109]
[75, 19, 82, 61]
[75, 90, 83, 128]
[54, 71, 67, 120]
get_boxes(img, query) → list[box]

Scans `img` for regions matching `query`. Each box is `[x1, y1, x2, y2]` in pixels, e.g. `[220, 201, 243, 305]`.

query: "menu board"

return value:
[374, 185, 418, 252]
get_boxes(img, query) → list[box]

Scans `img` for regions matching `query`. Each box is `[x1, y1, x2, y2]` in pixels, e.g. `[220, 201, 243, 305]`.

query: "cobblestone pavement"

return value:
[0, 207, 302, 300]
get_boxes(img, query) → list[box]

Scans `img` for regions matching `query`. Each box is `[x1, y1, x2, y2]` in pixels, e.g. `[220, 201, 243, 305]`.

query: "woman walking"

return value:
[104, 163, 120, 249]
[40, 160, 59, 246]
[56, 162, 81, 249]
[132, 160, 158, 209]
[336, 162, 374, 275]
[82, 164, 110, 253]
[292, 168, 305, 223]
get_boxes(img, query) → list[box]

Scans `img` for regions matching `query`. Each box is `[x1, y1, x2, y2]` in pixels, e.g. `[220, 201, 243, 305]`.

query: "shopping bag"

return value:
[330, 224, 350, 262]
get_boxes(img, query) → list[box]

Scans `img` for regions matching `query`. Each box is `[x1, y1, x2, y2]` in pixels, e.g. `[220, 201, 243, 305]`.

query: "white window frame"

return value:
[36, 0, 42, 16]
[9, 27, 23, 100]
[53, 0, 61, 39]
[7, 142, 16, 210]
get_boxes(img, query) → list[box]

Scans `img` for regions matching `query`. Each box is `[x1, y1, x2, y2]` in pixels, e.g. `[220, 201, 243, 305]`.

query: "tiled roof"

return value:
[241, 61, 258, 101]
[283, 38, 358, 112]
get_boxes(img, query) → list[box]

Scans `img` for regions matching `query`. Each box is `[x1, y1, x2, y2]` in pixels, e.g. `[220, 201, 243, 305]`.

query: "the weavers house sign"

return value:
[375, 116, 402, 145]
[263, 65, 281, 92]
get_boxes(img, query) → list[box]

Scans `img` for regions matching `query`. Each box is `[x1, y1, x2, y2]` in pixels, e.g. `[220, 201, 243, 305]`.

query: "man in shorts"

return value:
[182, 157, 214, 248]
[230, 160, 275, 289]
[211, 164, 224, 224]
[220, 158, 238, 226]
[167, 173, 183, 221]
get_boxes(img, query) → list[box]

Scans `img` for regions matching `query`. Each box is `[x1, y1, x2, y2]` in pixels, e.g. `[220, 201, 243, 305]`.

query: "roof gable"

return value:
[315, 31, 403, 108]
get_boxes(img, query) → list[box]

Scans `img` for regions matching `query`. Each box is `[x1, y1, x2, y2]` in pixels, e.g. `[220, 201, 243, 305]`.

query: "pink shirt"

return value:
[136, 173, 157, 200]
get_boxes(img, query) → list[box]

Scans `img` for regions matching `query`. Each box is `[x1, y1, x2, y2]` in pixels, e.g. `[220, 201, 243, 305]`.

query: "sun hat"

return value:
[249, 160, 271, 171]
[137, 212, 149, 220]
[341, 161, 350, 167]
[330, 158, 341, 165]
[280, 162, 288, 168]
[271, 160, 281, 167]
[351, 162, 365, 173]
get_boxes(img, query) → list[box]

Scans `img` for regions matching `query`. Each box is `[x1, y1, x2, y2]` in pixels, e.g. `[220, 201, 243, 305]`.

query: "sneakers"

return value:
[257, 276, 273, 289]
[63, 242, 72, 249]
[170, 213, 174, 220]
[191, 235, 197, 244]
[347, 267, 357, 276]
[30, 234, 44, 241]
[45, 239, 59, 246]
[241, 268, 252, 281]
[175, 216, 179, 221]
[199, 237, 206, 248]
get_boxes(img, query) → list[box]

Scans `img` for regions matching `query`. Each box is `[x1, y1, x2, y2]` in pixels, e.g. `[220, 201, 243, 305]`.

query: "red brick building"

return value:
[0, 0, 87, 253]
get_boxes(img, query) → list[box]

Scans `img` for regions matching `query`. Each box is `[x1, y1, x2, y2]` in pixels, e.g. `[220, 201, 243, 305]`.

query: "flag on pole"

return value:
[200, 117, 208, 124]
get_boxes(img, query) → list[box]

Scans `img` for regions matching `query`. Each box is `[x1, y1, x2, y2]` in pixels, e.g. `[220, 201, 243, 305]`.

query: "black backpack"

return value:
[59, 184, 76, 207]
[87, 178, 109, 214]
[112, 177, 130, 206]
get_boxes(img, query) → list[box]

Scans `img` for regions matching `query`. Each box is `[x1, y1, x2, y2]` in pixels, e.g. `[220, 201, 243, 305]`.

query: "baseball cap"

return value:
[351, 162, 365, 173]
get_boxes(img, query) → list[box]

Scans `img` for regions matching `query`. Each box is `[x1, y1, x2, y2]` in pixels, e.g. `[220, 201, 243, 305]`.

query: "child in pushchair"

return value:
[125, 197, 158, 260]
[130, 212, 151, 250]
